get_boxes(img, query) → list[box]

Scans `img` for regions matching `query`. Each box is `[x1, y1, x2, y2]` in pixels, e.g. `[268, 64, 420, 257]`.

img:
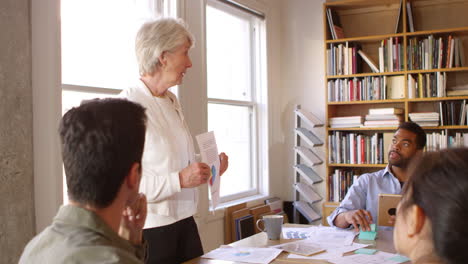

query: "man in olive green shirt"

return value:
[20, 99, 148, 263]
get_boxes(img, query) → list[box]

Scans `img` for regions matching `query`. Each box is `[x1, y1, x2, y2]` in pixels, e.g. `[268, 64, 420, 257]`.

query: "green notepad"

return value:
[355, 248, 377, 255]
[358, 231, 377, 240]
[358, 224, 377, 240]
[388, 255, 411, 263]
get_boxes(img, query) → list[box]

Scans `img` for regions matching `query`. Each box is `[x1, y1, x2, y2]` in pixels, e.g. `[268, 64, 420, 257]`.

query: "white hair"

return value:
[135, 18, 194, 75]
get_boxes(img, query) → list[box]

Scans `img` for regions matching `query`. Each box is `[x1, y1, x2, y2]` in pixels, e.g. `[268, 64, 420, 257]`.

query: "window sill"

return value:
[203, 194, 272, 223]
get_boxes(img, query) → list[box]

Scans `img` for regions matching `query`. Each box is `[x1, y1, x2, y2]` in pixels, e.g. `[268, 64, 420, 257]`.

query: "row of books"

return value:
[327, 76, 386, 102]
[438, 100, 468, 126]
[426, 131, 468, 152]
[407, 72, 446, 98]
[328, 75, 405, 102]
[328, 131, 393, 165]
[379, 37, 404, 72]
[407, 35, 465, 71]
[326, 43, 362, 76]
[328, 169, 357, 203]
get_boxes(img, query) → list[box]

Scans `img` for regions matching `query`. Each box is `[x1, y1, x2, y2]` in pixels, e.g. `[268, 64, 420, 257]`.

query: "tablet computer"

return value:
[377, 194, 402, 227]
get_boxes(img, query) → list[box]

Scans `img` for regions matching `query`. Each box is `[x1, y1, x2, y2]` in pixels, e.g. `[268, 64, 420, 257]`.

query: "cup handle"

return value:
[256, 219, 266, 232]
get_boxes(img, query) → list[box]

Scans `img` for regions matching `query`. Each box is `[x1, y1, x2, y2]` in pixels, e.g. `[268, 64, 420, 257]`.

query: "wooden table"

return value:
[183, 224, 401, 264]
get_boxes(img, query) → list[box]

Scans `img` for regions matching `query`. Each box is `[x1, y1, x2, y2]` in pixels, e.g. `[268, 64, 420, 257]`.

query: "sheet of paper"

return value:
[202, 247, 282, 264]
[282, 227, 317, 239]
[309, 226, 358, 246]
[326, 251, 404, 264]
[196, 131, 221, 210]
[287, 242, 368, 261]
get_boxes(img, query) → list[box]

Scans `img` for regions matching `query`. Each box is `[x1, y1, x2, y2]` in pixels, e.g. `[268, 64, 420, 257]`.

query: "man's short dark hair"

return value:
[398, 121, 426, 150]
[59, 98, 147, 208]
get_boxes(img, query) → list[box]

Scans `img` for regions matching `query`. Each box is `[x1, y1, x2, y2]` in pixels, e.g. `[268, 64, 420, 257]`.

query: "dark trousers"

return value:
[143, 216, 204, 264]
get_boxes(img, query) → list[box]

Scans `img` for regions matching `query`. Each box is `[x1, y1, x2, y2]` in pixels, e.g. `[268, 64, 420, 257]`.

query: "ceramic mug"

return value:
[256, 215, 284, 240]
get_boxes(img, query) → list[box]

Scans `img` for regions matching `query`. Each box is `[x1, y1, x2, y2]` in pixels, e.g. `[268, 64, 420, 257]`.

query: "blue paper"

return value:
[388, 255, 411, 263]
[354, 248, 377, 255]
[358, 231, 377, 240]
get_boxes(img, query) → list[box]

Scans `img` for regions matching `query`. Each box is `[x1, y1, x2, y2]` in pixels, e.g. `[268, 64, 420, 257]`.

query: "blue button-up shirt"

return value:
[327, 166, 402, 228]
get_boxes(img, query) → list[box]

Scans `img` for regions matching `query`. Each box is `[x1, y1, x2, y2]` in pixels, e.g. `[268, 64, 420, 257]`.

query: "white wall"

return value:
[276, 0, 327, 209]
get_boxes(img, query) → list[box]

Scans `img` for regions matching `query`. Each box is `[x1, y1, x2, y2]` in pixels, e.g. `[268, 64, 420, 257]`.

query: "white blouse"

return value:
[120, 81, 198, 228]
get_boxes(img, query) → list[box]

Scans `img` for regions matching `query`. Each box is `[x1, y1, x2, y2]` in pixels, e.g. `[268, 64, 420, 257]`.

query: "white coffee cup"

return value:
[256, 215, 284, 240]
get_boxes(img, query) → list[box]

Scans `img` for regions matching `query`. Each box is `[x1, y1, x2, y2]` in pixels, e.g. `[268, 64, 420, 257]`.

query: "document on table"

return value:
[282, 227, 316, 239]
[286, 242, 368, 261]
[202, 247, 282, 264]
[308, 226, 358, 246]
[282, 225, 357, 245]
[327, 251, 410, 264]
[195, 131, 221, 210]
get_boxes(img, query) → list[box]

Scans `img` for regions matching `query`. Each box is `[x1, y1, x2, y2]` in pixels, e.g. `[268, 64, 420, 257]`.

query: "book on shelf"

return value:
[387, 75, 405, 99]
[394, 0, 403, 34]
[326, 8, 344, 40]
[329, 169, 357, 202]
[383, 132, 393, 164]
[295, 128, 323, 147]
[447, 84, 468, 97]
[295, 108, 323, 127]
[369, 108, 403, 115]
[409, 112, 440, 127]
[329, 116, 363, 128]
[293, 201, 321, 222]
[406, 0, 415, 32]
[294, 146, 323, 166]
[363, 120, 401, 128]
[365, 114, 403, 121]
[294, 182, 322, 204]
[358, 50, 379, 73]
[294, 164, 323, 184]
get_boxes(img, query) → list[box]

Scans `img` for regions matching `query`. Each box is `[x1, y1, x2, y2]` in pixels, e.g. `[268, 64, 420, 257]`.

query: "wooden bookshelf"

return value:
[322, 0, 468, 225]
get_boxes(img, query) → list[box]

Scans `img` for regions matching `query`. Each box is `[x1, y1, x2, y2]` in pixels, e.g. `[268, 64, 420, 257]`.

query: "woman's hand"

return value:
[179, 162, 211, 188]
[119, 193, 147, 245]
[219, 152, 229, 176]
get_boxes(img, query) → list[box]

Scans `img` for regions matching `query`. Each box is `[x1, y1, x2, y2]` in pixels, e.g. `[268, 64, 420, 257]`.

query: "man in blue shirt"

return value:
[327, 122, 426, 231]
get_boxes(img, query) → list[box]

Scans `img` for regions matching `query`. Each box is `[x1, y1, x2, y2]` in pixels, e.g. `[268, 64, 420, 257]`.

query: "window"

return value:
[60, 0, 177, 202]
[206, 0, 267, 203]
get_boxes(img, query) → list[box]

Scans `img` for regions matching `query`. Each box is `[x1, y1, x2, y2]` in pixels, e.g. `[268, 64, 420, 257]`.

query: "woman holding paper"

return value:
[393, 148, 468, 264]
[121, 18, 228, 264]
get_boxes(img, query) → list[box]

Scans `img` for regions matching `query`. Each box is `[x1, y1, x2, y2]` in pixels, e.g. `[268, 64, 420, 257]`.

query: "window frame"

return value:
[206, 0, 268, 204]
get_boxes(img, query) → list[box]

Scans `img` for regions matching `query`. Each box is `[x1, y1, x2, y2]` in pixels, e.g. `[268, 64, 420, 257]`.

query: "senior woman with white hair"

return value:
[121, 18, 229, 264]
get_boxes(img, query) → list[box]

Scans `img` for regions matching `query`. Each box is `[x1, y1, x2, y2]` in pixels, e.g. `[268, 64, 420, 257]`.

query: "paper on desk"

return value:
[282, 225, 357, 245]
[195, 131, 221, 210]
[202, 247, 282, 264]
[287, 242, 368, 261]
[326, 251, 406, 264]
[282, 227, 316, 239]
[308, 226, 358, 246]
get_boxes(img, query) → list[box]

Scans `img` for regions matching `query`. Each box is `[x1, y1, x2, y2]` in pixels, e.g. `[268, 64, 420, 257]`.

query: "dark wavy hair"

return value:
[59, 98, 147, 208]
[400, 148, 468, 264]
